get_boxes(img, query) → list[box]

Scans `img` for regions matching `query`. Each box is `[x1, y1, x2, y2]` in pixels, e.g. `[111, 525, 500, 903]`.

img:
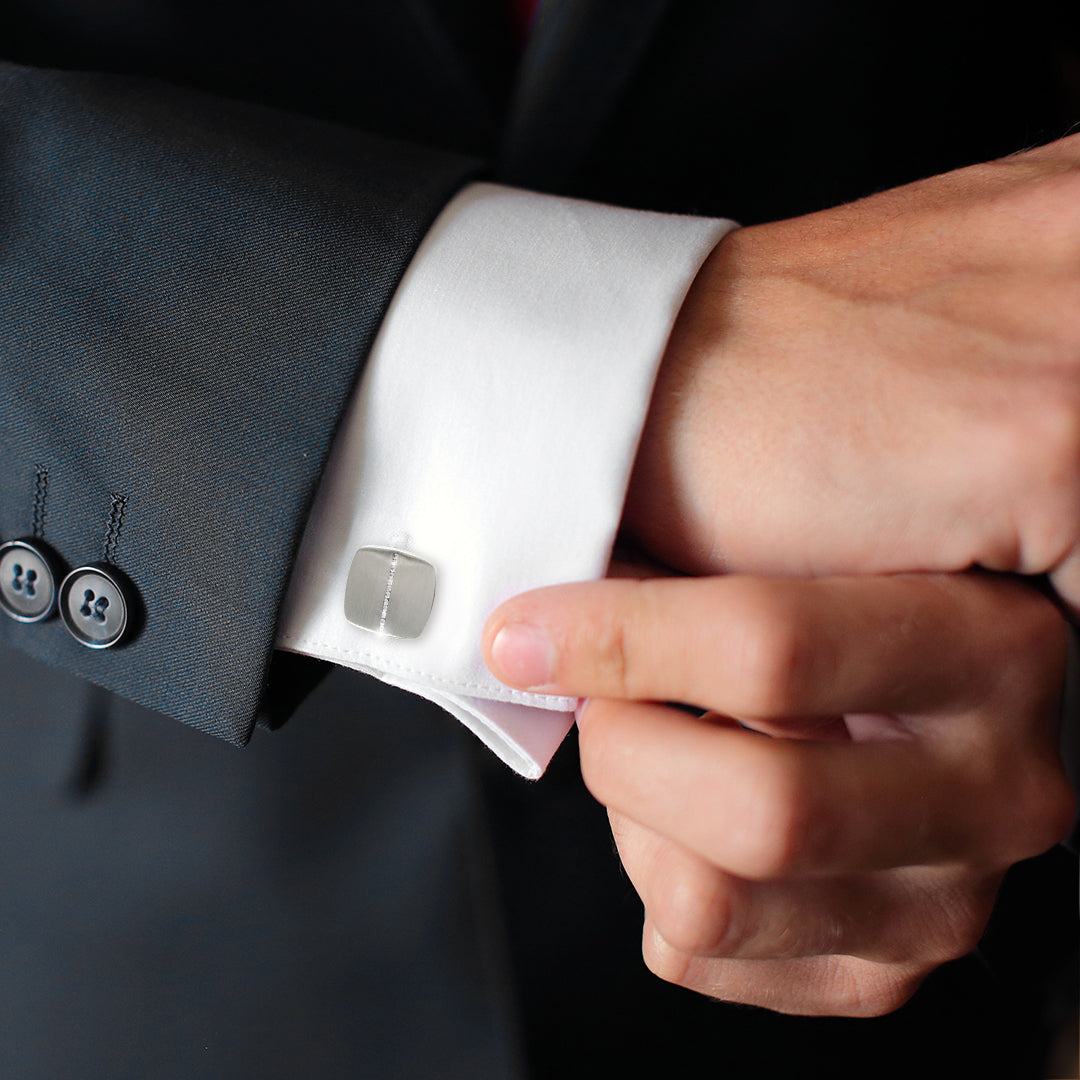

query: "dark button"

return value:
[0, 539, 59, 623]
[59, 564, 130, 649]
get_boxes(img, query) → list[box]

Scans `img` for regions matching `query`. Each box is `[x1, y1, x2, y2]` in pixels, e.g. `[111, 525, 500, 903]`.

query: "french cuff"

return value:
[276, 182, 735, 779]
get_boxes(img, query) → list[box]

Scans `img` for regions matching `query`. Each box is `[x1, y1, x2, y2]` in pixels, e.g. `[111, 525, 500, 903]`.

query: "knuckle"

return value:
[827, 963, 922, 1018]
[1014, 762, 1076, 855]
[584, 579, 665, 701]
[1027, 391, 1080, 482]
[846, 974, 921, 1018]
[585, 603, 634, 699]
[918, 880, 998, 964]
[733, 753, 819, 879]
[987, 592, 1068, 706]
[1041, 773, 1078, 847]
[728, 584, 813, 716]
[961, 743, 1073, 868]
[941, 914, 992, 963]
[648, 869, 739, 956]
[967, 759, 1073, 868]
[641, 923, 693, 988]
[1019, 590, 1070, 657]
[990, 390, 1080, 518]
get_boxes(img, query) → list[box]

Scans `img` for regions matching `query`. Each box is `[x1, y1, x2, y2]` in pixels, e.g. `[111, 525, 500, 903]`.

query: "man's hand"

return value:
[625, 134, 1080, 610]
[483, 573, 1074, 1015]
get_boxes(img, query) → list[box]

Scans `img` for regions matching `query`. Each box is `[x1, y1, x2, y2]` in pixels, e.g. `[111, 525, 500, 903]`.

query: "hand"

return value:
[625, 134, 1080, 610]
[483, 573, 1074, 1015]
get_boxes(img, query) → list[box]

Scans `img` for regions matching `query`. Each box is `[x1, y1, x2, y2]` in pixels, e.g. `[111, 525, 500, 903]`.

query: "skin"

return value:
[483, 573, 1074, 1015]
[624, 133, 1080, 609]
[485, 134, 1080, 1014]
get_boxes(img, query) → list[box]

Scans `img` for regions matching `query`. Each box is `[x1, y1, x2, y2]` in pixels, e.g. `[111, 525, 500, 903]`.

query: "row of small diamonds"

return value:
[378, 551, 399, 633]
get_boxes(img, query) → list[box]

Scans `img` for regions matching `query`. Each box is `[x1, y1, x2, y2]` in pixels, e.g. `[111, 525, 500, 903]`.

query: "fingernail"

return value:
[490, 623, 556, 689]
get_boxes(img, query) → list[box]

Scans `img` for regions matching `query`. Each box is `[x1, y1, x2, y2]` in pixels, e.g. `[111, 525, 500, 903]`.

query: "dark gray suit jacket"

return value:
[0, 2, 1075, 1077]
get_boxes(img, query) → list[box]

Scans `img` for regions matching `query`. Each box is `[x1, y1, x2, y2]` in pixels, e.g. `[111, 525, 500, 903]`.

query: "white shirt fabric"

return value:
[276, 182, 735, 778]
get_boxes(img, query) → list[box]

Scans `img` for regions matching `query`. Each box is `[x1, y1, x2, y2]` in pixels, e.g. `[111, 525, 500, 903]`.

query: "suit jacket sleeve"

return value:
[0, 61, 478, 745]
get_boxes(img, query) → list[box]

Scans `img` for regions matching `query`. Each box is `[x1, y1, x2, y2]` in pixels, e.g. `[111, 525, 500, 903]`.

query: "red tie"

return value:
[510, 0, 541, 45]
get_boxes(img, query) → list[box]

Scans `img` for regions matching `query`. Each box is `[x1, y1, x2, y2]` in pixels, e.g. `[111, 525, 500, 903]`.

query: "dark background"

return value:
[0, 2, 1076, 1076]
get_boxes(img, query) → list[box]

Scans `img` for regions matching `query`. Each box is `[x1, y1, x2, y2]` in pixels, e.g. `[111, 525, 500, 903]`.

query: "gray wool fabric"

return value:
[0, 64, 476, 744]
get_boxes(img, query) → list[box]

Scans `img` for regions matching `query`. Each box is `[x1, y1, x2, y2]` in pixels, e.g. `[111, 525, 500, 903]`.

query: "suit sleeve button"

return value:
[59, 565, 131, 649]
[0, 539, 60, 623]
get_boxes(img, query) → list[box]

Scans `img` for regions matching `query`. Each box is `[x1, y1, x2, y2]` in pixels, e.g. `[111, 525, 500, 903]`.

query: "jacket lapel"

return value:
[499, 0, 676, 188]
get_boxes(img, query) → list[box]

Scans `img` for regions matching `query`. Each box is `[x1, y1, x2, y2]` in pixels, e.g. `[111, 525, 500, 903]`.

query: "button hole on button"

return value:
[0, 540, 59, 624]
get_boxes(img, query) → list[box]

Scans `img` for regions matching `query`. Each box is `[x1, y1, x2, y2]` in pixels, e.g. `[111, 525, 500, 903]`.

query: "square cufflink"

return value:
[344, 546, 436, 639]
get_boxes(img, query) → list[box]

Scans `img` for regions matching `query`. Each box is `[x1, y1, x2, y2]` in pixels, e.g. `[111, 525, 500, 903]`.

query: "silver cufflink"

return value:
[344, 546, 435, 639]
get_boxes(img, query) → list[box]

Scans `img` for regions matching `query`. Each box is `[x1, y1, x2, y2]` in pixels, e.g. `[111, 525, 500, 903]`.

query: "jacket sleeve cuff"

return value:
[0, 63, 478, 745]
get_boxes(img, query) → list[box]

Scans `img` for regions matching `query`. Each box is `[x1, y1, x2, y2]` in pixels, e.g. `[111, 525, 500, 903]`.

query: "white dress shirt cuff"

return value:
[276, 182, 735, 778]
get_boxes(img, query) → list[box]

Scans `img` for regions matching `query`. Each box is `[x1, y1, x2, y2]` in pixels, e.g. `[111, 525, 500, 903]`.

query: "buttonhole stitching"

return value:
[103, 493, 126, 565]
[31, 466, 48, 540]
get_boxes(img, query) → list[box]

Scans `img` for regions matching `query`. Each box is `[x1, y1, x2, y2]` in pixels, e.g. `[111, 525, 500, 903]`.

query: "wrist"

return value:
[624, 230, 739, 574]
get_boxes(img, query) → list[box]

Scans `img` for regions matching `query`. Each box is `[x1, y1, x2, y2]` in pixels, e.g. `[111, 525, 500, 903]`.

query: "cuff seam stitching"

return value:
[277, 632, 577, 709]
